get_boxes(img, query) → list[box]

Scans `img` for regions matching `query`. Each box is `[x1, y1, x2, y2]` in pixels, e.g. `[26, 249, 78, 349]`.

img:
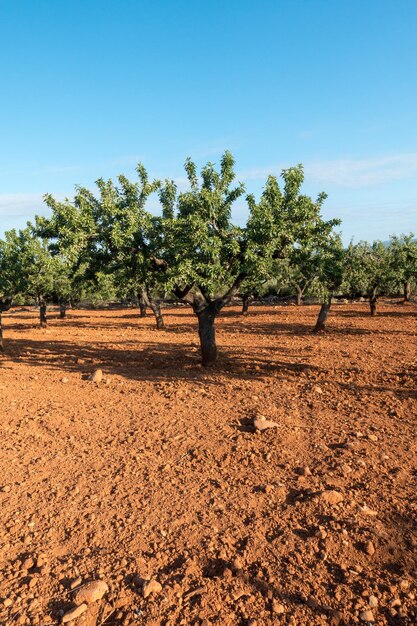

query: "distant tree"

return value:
[245, 167, 340, 311]
[39, 166, 164, 327]
[388, 234, 417, 302]
[343, 240, 389, 315]
[0, 230, 28, 351]
[10, 227, 56, 327]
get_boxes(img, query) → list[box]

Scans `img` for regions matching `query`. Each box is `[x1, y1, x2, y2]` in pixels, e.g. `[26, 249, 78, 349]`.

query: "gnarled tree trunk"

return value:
[138, 289, 147, 317]
[296, 285, 303, 306]
[0, 298, 12, 352]
[369, 287, 377, 316]
[197, 306, 217, 366]
[404, 280, 411, 302]
[39, 299, 47, 327]
[140, 286, 164, 329]
[0, 312, 3, 353]
[313, 296, 332, 333]
[59, 302, 67, 319]
[241, 294, 252, 316]
[149, 297, 165, 330]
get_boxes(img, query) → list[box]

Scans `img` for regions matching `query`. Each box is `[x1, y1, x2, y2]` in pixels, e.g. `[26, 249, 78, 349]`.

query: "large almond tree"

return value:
[157, 154, 337, 364]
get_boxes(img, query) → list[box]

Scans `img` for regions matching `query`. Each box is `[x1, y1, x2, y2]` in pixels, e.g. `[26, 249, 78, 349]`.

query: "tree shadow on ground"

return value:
[0, 335, 322, 384]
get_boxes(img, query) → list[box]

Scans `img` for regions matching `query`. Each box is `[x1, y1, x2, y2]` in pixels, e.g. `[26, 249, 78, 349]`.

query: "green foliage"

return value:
[312, 233, 346, 300]
[159, 151, 246, 301]
[0, 229, 27, 303]
[0, 227, 56, 303]
[38, 164, 162, 303]
[388, 234, 417, 292]
[343, 240, 390, 296]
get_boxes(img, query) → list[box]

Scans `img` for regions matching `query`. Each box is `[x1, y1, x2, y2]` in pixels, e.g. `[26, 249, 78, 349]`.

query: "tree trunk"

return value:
[0, 312, 3, 353]
[39, 300, 47, 327]
[197, 306, 217, 366]
[148, 297, 165, 330]
[241, 294, 251, 316]
[59, 302, 67, 319]
[313, 296, 331, 333]
[138, 290, 147, 317]
[369, 288, 377, 316]
[404, 280, 411, 302]
[296, 285, 303, 306]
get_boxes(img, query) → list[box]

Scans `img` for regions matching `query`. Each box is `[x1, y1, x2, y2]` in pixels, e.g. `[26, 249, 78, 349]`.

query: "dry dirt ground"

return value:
[0, 302, 416, 626]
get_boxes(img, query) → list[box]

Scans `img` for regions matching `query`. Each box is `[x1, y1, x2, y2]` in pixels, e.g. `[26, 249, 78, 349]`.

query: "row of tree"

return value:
[1, 152, 416, 363]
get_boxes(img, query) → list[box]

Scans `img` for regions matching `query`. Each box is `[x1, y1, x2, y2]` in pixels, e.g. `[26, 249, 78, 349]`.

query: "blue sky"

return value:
[1, 0, 416, 242]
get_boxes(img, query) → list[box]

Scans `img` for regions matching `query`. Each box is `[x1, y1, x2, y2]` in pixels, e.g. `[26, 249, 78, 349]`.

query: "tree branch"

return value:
[215, 272, 247, 312]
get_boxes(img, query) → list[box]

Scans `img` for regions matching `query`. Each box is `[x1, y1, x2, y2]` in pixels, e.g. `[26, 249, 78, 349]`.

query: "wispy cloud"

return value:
[239, 153, 417, 189]
[0, 193, 45, 219]
[306, 153, 417, 188]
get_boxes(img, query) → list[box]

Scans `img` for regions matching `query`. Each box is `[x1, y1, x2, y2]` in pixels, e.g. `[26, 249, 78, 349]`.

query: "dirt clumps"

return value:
[0, 302, 416, 625]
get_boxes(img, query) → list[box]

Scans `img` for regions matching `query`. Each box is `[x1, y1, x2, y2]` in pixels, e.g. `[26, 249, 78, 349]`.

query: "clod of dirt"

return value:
[253, 416, 279, 432]
[142, 578, 162, 598]
[358, 504, 378, 516]
[272, 601, 285, 614]
[62, 603, 88, 623]
[329, 609, 343, 625]
[74, 580, 109, 604]
[21, 557, 35, 570]
[359, 609, 375, 622]
[70, 576, 83, 590]
[297, 466, 312, 476]
[321, 490, 344, 505]
[365, 540, 376, 556]
[89, 369, 103, 383]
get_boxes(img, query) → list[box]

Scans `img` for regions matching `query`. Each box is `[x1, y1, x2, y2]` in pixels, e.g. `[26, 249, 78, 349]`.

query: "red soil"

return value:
[0, 302, 416, 626]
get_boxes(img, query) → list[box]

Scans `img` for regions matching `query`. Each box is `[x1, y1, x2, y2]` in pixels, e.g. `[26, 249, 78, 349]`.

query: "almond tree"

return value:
[312, 234, 345, 332]
[343, 241, 389, 315]
[0, 230, 27, 351]
[388, 234, 417, 302]
[157, 154, 338, 364]
[39, 166, 164, 327]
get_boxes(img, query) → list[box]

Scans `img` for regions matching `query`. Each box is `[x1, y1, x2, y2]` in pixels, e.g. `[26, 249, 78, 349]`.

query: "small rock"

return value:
[253, 417, 279, 432]
[142, 579, 162, 598]
[358, 505, 378, 516]
[74, 580, 109, 604]
[21, 557, 35, 570]
[329, 609, 343, 626]
[89, 369, 103, 383]
[272, 601, 285, 614]
[321, 490, 344, 506]
[61, 377, 69, 384]
[70, 576, 83, 590]
[365, 541, 375, 556]
[369, 596, 378, 608]
[232, 556, 243, 570]
[359, 609, 374, 622]
[3, 598, 12, 608]
[62, 603, 88, 623]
